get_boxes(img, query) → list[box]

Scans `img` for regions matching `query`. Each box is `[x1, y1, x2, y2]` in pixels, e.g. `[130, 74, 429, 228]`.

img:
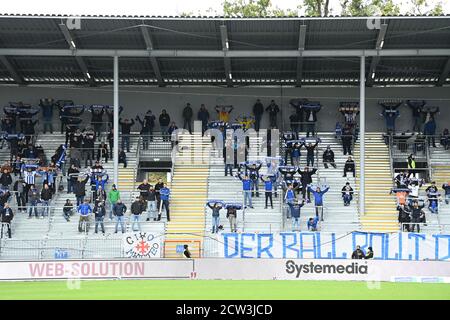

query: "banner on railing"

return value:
[123, 232, 161, 259]
[221, 232, 450, 261]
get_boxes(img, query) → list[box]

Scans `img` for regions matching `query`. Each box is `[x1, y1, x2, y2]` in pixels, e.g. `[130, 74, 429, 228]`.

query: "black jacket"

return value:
[94, 205, 106, 218]
[182, 106, 193, 119]
[0, 173, 12, 186]
[351, 249, 365, 259]
[344, 160, 355, 171]
[41, 189, 53, 201]
[74, 176, 89, 197]
[137, 183, 151, 200]
[253, 102, 264, 116]
[119, 119, 135, 134]
[159, 114, 171, 126]
[298, 168, 317, 185]
[113, 203, 127, 216]
[131, 201, 146, 215]
[323, 149, 335, 162]
[1, 207, 13, 223]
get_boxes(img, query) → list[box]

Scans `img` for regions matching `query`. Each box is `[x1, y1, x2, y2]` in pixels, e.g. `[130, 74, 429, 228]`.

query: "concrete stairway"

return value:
[354, 132, 399, 232]
[164, 132, 210, 258]
[312, 132, 360, 233]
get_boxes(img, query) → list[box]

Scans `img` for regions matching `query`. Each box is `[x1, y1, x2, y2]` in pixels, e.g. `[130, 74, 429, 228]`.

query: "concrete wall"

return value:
[0, 84, 449, 133]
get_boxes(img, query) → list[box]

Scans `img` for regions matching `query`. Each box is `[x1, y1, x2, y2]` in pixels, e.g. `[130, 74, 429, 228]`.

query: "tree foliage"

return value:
[223, 0, 297, 17]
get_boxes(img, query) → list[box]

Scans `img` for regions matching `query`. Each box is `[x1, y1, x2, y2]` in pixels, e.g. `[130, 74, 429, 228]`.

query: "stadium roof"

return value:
[0, 14, 449, 87]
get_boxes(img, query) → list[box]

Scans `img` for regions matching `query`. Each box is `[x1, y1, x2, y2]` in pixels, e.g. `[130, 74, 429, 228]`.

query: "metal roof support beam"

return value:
[140, 26, 164, 87]
[1, 48, 450, 57]
[367, 23, 388, 87]
[58, 23, 95, 86]
[437, 57, 450, 86]
[296, 24, 307, 87]
[220, 25, 233, 87]
[0, 55, 24, 85]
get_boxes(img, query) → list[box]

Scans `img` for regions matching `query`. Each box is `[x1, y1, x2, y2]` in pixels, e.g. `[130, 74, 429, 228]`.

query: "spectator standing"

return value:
[0, 168, 12, 190]
[442, 182, 450, 205]
[107, 184, 120, 221]
[27, 184, 39, 218]
[197, 104, 210, 134]
[266, 100, 280, 129]
[341, 125, 353, 155]
[97, 142, 109, 163]
[158, 184, 171, 221]
[226, 205, 239, 233]
[40, 183, 52, 218]
[74, 175, 89, 206]
[304, 108, 318, 137]
[146, 185, 157, 221]
[252, 99, 264, 132]
[308, 185, 330, 221]
[298, 166, 317, 202]
[118, 149, 127, 168]
[119, 118, 135, 152]
[237, 173, 253, 209]
[304, 140, 320, 167]
[207, 201, 223, 234]
[113, 199, 127, 233]
[136, 110, 155, 148]
[0, 203, 13, 238]
[67, 164, 79, 194]
[77, 199, 92, 233]
[288, 200, 305, 231]
[90, 106, 105, 141]
[40, 98, 54, 134]
[159, 110, 171, 142]
[155, 178, 164, 210]
[93, 201, 106, 234]
[260, 175, 274, 209]
[131, 196, 146, 232]
[13, 178, 26, 212]
[410, 201, 426, 233]
[424, 116, 437, 147]
[182, 103, 193, 134]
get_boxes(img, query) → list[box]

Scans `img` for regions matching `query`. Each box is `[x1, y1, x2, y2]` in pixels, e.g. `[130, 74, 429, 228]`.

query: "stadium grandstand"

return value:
[0, 13, 449, 267]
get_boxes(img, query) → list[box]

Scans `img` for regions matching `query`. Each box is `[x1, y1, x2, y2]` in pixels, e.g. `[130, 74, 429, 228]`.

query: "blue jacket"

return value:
[78, 203, 92, 216]
[424, 120, 436, 135]
[95, 179, 107, 191]
[238, 174, 252, 191]
[160, 187, 170, 200]
[263, 180, 273, 191]
[288, 202, 304, 218]
[285, 189, 295, 203]
[307, 216, 319, 230]
[308, 186, 330, 206]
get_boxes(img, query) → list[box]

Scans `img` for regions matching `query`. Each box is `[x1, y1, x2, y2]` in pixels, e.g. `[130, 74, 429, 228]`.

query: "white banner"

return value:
[123, 232, 161, 259]
[220, 232, 450, 261]
[195, 259, 450, 281]
[0, 259, 193, 280]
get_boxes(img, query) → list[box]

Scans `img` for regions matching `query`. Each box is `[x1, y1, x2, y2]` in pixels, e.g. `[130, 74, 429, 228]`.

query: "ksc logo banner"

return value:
[123, 233, 161, 258]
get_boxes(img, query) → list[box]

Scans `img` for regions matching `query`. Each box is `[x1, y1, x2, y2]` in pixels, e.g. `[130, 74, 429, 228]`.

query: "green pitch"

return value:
[0, 280, 449, 300]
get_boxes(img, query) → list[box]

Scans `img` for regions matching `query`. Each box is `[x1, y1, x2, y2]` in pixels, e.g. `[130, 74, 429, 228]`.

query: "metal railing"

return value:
[400, 223, 450, 234]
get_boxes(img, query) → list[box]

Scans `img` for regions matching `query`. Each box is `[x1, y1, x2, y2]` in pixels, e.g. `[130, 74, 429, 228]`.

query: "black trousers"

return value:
[1, 223, 11, 238]
[158, 200, 170, 221]
[16, 193, 26, 211]
[301, 182, 311, 200]
[343, 143, 352, 155]
[265, 192, 273, 208]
